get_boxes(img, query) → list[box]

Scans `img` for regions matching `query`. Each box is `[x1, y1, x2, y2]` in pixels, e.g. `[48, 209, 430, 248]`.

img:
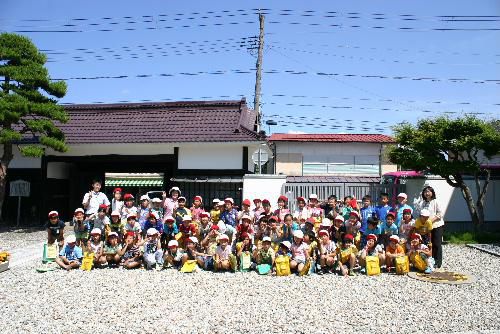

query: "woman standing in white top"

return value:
[416, 186, 444, 268]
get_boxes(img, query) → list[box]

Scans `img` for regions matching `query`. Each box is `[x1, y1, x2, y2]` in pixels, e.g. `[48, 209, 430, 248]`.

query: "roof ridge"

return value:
[64, 100, 242, 111]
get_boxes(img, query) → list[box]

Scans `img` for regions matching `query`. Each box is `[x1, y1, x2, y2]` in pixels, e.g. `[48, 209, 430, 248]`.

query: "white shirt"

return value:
[93, 216, 110, 230]
[111, 199, 124, 213]
[82, 192, 110, 215]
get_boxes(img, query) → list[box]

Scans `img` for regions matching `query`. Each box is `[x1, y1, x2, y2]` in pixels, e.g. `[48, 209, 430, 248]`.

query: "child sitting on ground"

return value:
[289, 230, 309, 274]
[55, 235, 83, 271]
[253, 236, 275, 268]
[318, 229, 337, 274]
[45, 210, 65, 247]
[143, 212, 163, 237]
[385, 235, 405, 272]
[407, 233, 435, 274]
[214, 234, 232, 271]
[161, 215, 178, 249]
[336, 234, 358, 277]
[124, 214, 142, 241]
[358, 234, 385, 272]
[281, 213, 299, 243]
[118, 232, 142, 269]
[85, 228, 104, 268]
[414, 209, 433, 245]
[164, 240, 184, 270]
[103, 232, 122, 267]
[141, 228, 163, 270]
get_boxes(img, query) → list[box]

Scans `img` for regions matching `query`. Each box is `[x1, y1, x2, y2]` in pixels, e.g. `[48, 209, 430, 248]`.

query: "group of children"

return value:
[47, 185, 436, 275]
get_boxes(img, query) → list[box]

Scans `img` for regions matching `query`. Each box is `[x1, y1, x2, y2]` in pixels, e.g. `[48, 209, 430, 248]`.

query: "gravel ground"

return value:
[0, 230, 499, 334]
[467, 244, 500, 257]
[0, 228, 47, 250]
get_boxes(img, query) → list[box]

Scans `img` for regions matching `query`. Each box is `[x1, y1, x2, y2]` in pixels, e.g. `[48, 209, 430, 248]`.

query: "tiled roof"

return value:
[286, 176, 381, 183]
[57, 99, 260, 144]
[269, 133, 394, 143]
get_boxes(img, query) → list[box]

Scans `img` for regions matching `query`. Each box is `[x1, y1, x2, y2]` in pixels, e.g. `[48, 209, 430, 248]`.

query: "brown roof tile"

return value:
[269, 133, 394, 143]
[58, 99, 260, 144]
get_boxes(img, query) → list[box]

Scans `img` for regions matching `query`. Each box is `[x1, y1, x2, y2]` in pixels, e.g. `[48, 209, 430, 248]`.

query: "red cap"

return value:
[193, 196, 202, 202]
[305, 217, 315, 225]
[410, 233, 422, 241]
[296, 196, 305, 202]
[344, 234, 354, 241]
[200, 212, 210, 219]
[240, 232, 250, 240]
[124, 194, 134, 200]
[403, 208, 412, 214]
[253, 198, 261, 203]
[211, 224, 220, 231]
[349, 211, 360, 219]
[242, 199, 251, 206]
[318, 230, 329, 237]
[269, 216, 279, 222]
[113, 188, 122, 193]
[99, 204, 108, 210]
[387, 211, 397, 218]
[366, 234, 378, 242]
[126, 232, 135, 238]
[278, 195, 288, 202]
[262, 199, 270, 205]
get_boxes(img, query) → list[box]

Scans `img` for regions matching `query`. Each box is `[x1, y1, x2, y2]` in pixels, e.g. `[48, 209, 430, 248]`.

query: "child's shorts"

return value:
[293, 258, 306, 265]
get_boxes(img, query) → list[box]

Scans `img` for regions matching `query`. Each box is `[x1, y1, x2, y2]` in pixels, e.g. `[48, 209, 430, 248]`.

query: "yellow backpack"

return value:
[412, 253, 427, 272]
[365, 255, 380, 276]
[180, 259, 198, 273]
[80, 252, 94, 271]
[42, 243, 58, 263]
[275, 255, 291, 276]
[395, 256, 410, 275]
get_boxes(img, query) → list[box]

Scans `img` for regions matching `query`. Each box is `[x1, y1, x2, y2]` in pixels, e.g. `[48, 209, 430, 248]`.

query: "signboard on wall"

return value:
[9, 180, 30, 197]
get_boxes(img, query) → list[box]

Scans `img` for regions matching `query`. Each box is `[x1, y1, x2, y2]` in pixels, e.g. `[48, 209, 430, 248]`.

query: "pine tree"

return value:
[0, 33, 68, 221]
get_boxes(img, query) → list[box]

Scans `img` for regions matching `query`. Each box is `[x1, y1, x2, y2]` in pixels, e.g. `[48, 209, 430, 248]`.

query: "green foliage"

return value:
[389, 116, 500, 180]
[0, 32, 68, 159]
[444, 231, 500, 244]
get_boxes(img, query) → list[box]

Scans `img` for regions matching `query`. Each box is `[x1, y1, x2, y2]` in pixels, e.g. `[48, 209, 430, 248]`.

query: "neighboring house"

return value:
[268, 133, 397, 177]
[3, 99, 264, 223]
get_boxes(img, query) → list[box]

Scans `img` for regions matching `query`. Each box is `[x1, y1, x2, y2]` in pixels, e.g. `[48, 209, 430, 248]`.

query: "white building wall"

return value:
[405, 177, 500, 222]
[47, 143, 175, 156]
[0, 145, 41, 169]
[275, 142, 381, 156]
[242, 174, 287, 209]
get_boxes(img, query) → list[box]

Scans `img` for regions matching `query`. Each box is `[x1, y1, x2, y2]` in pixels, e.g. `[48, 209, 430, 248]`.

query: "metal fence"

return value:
[281, 182, 406, 211]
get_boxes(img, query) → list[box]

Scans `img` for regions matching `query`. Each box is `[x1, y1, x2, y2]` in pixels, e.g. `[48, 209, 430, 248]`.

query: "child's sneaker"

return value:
[349, 269, 356, 277]
[424, 267, 433, 274]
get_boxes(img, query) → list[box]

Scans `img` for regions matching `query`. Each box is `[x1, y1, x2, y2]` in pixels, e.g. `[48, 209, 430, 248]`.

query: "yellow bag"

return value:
[395, 256, 410, 275]
[240, 252, 252, 272]
[299, 258, 311, 276]
[180, 259, 198, 273]
[80, 252, 94, 271]
[412, 253, 427, 272]
[366, 255, 380, 276]
[275, 255, 291, 276]
[175, 232, 183, 241]
[42, 243, 58, 263]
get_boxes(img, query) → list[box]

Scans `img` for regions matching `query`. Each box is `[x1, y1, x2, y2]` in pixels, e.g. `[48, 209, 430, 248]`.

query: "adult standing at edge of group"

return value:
[162, 187, 180, 222]
[82, 180, 110, 216]
[415, 186, 444, 268]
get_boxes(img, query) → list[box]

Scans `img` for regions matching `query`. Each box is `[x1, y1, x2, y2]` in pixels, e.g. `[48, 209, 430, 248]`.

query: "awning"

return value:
[106, 179, 163, 187]
[171, 177, 243, 183]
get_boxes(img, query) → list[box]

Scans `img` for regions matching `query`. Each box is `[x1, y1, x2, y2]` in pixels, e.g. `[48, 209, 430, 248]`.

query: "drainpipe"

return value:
[379, 144, 383, 177]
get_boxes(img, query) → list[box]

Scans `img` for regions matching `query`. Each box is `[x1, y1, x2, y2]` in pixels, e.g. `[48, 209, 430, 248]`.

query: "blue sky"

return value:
[1, 0, 499, 135]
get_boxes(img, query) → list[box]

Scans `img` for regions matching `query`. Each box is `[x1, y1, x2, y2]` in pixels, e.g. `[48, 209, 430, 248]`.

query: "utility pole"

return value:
[254, 13, 265, 133]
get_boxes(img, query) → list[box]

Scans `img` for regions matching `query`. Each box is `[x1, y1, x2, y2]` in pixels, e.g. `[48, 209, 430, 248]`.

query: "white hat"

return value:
[224, 197, 234, 204]
[280, 241, 291, 249]
[262, 236, 272, 243]
[188, 236, 198, 244]
[397, 193, 408, 199]
[151, 198, 162, 203]
[164, 215, 175, 222]
[320, 218, 331, 227]
[218, 234, 229, 242]
[389, 235, 400, 243]
[66, 235, 76, 243]
[149, 212, 160, 220]
[318, 229, 329, 237]
[90, 228, 101, 235]
[147, 228, 158, 236]
[241, 214, 252, 221]
[140, 195, 150, 201]
[168, 240, 179, 248]
[218, 201, 225, 206]
[178, 196, 186, 201]
[309, 194, 318, 200]
[73, 208, 84, 215]
[293, 230, 304, 239]
[169, 187, 181, 195]
[108, 232, 119, 238]
[212, 198, 220, 203]
[217, 220, 227, 234]
[182, 215, 192, 222]
[420, 209, 431, 217]
[334, 215, 345, 222]
[111, 210, 120, 217]
[48, 210, 59, 218]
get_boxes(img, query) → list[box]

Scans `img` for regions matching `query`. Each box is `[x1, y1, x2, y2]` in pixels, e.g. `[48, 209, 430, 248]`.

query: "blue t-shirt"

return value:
[364, 225, 382, 237]
[59, 244, 83, 261]
[144, 220, 163, 234]
[395, 204, 413, 228]
[281, 223, 300, 242]
[220, 209, 238, 227]
[360, 206, 376, 233]
[162, 223, 179, 238]
[375, 205, 391, 223]
[381, 222, 399, 236]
